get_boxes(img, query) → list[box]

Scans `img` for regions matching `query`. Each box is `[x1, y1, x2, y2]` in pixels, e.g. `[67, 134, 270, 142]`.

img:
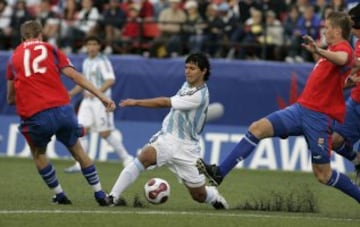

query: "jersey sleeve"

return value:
[99, 56, 115, 80]
[170, 91, 202, 111]
[331, 42, 353, 64]
[54, 47, 74, 69]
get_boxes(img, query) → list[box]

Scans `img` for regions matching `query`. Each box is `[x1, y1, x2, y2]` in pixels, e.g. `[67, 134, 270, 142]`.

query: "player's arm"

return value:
[99, 79, 115, 93]
[6, 80, 15, 105]
[68, 85, 83, 98]
[98, 58, 115, 93]
[302, 35, 349, 66]
[62, 66, 115, 111]
[119, 97, 171, 108]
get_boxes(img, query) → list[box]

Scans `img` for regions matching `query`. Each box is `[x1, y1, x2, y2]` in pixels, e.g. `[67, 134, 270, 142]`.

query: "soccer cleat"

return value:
[212, 194, 229, 210]
[108, 195, 127, 207]
[355, 164, 360, 186]
[52, 195, 72, 205]
[95, 191, 112, 206]
[64, 163, 81, 173]
[196, 159, 223, 186]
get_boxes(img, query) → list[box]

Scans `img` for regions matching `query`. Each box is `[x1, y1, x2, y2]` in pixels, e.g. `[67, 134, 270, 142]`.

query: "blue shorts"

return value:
[333, 98, 360, 146]
[266, 103, 335, 164]
[19, 105, 82, 148]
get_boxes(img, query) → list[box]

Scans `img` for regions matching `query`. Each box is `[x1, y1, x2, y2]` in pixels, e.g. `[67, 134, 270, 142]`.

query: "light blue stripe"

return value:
[166, 110, 175, 133]
[177, 113, 185, 140]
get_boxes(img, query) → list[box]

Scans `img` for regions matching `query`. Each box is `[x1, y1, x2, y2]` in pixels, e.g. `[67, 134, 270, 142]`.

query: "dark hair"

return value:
[185, 52, 211, 81]
[349, 3, 360, 29]
[326, 11, 351, 40]
[84, 35, 102, 44]
[20, 20, 42, 40]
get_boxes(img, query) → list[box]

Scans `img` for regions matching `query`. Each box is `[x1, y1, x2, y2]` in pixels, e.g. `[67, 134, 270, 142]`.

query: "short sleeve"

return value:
[170, 91, 202, 111]
[55, 47, 73, 69]
[99, 57, 115, 80]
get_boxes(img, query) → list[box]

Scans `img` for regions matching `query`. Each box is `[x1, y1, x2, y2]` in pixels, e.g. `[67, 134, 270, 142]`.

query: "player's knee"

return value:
[332, 133, 344, 150]
[249, 118, 272, 138]
[313, 168, 331, 184]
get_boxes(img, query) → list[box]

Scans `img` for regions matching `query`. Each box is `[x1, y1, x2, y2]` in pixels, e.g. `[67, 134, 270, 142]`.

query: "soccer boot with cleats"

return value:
[196, 158, 223, 186]
[108, 195, 127, 207]
[95, 191, 112, 206]
[52, 194, 72, 205]
[212, 193, 229, 210]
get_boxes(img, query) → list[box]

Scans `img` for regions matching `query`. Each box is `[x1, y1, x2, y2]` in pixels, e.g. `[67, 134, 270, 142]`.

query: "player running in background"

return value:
[6, 20, 114, 206]
[332, 3, 360, 186]
[109, 52, 229, 209]
[64, 36, 133, 173]
[197, 11, 360, 203]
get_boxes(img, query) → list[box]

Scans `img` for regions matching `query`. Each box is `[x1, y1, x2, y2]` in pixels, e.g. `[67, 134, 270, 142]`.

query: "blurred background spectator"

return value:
[150, 0, 186, 57]
[0, 0, 13, 49]
[0, 0, 357, 63]
[182, 0, 206, 53]
[8, 0, 34, 49]
[101, 0, 126, 54]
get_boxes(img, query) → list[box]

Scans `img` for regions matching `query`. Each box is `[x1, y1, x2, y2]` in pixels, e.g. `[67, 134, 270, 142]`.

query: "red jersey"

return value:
[350, 40, 360, 103]
[6, 40, 72, 118]
[298, 40, 353, 123]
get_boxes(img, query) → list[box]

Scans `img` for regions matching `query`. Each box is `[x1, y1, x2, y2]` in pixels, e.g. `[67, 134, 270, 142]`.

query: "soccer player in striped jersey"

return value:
[64, 36, 133, 173]
[6, 20, 114, 206]
[109, 52, 229, 209]
[332, 3, 360, 186]
[197, 11, 360, 204]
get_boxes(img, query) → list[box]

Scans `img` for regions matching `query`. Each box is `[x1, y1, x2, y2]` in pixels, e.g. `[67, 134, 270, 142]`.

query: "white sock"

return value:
[106, 130, 131, 160]
[53, 185, 63, 195]
[92, 183, 102, 192]
[110, 158, 144, 201]
[204, 186, 218, 204]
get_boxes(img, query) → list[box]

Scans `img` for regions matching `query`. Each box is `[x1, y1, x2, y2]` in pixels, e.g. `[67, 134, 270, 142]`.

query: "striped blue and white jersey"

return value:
[82, 54, 115, 98]
[161, 82, 209, 142]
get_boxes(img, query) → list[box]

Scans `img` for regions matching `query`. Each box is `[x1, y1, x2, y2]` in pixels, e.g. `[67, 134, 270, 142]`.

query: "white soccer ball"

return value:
[144, 178, 170, 204]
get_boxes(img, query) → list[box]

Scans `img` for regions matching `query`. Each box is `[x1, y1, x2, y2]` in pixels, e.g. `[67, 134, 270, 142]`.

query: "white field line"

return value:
[0, 210, 359, 222]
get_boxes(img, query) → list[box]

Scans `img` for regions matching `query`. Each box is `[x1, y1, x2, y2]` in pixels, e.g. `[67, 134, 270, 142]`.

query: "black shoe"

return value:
[355, 164, 360, 186]
[196, 159, 223, 186]
[52, 195, 72, 205]
[95, 191, 112, 206]
[211, 194, 229, 210]
[108, 195, 127, 207]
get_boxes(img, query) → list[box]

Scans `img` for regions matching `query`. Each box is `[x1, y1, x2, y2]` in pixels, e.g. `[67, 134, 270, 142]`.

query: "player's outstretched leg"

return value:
[104, 130, 134, 167]
[196, 159, 223, 186]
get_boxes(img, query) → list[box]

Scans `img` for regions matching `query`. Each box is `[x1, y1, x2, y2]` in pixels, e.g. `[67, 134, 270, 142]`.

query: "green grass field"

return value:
[0, 157, 359, 227]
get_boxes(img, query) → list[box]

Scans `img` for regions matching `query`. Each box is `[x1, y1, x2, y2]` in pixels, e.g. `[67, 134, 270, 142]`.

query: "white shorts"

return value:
[148, 132, 206, 188]
[77, 98, 115, 132]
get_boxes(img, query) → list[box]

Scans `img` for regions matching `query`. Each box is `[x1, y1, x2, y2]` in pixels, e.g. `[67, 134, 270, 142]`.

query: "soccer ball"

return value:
[144, 178, 170, 204]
